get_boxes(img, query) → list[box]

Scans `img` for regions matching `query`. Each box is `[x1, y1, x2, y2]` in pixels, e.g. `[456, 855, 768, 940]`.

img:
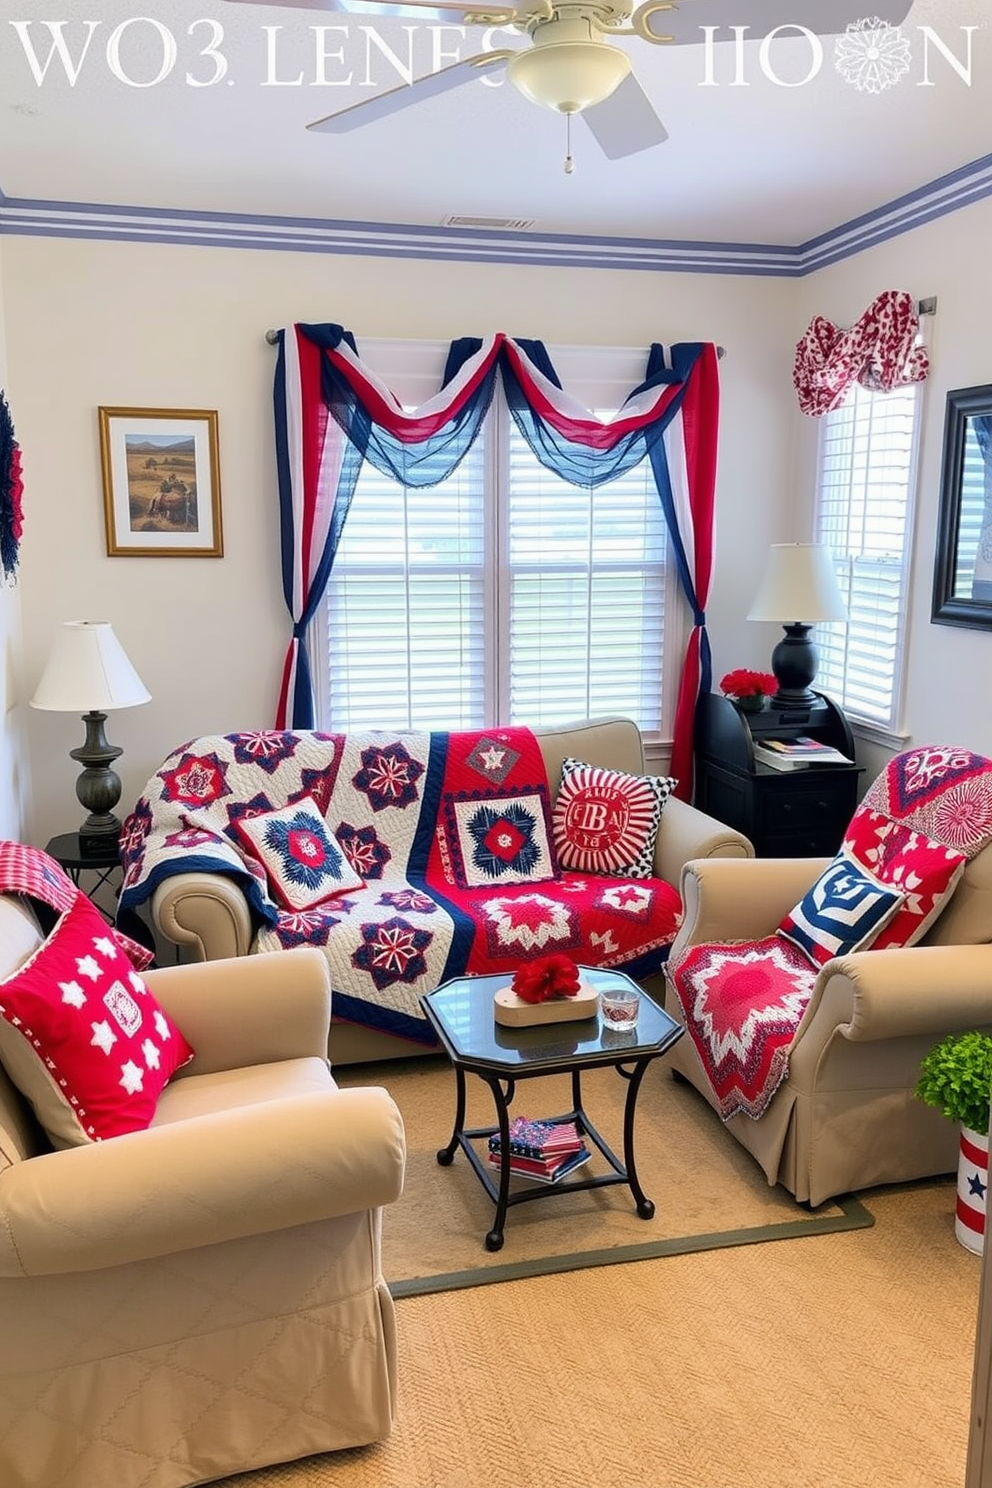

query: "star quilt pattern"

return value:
[666, 935, 819, 1121]
[121, 727, 683, 1041]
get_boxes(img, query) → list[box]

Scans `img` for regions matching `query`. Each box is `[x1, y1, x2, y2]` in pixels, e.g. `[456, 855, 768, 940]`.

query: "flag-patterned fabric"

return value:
[272, 324, 720, 799]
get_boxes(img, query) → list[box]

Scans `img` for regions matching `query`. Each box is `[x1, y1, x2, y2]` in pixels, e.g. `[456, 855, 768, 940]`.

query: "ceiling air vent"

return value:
[441, 214, 535, 231]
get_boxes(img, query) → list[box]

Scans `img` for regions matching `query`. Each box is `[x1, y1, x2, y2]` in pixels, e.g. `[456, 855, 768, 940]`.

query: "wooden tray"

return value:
[493, 981, 600, 1027]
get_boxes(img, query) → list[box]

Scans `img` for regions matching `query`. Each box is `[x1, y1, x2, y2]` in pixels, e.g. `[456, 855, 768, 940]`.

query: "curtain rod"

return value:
[264, 329, 727, 356]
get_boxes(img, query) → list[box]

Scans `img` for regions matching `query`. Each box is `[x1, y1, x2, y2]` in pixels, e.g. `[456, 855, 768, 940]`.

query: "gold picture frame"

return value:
[99, 407, 223, 557]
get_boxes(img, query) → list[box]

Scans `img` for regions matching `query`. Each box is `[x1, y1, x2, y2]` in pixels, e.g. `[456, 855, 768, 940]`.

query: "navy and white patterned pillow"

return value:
[235, 798, 364, 911]
[442, 787, 559, 889]
[776, 853, 905, 968]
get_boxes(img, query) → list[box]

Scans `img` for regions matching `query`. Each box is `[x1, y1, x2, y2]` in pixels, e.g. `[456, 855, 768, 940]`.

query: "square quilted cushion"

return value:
[235, 798, 364, 910]
[0, 894, 194, 1148]
[842, 805, 966, 949]
[441, 787, 558, 889]
[777, 853, 905, 968]
[553, 758, 677, 879]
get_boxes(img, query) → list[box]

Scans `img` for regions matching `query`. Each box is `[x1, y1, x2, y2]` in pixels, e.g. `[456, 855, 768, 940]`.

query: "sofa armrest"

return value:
[145, 948, 331, 1074]
[653, 796, 753, 886]
[152, 872, 254, 961]
[811, 944, 992, 1044]
[671, 856, 831, 950]
[0, 1086, 405, 1278]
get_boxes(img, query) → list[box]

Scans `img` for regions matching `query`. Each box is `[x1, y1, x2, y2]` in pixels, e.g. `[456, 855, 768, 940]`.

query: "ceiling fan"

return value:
[226, 0, 915, 160]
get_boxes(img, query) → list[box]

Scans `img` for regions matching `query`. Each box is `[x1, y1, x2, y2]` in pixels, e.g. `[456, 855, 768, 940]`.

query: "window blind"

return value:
[325, 436, 488, 731]
[316, 343, 675, 736]
[814, 382, 920, 728]
[504, 422, 666, 729]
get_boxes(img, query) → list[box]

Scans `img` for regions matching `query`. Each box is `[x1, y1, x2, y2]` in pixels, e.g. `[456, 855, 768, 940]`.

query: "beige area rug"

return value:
[335, 1054, 873, 1296]
[224, 1178, 976, 1488]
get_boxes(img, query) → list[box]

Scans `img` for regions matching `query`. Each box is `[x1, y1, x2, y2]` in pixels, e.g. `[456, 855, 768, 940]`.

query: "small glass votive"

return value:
[600, 984, 639, 1032]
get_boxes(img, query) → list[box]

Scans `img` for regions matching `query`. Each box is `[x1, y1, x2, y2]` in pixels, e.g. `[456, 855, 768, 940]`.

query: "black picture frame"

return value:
[932, 384, 992, 630]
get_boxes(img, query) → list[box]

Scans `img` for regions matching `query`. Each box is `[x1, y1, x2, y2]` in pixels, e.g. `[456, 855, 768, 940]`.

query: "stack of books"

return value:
[754, 735, 853, 771]
[487, 1117, 592, 1184]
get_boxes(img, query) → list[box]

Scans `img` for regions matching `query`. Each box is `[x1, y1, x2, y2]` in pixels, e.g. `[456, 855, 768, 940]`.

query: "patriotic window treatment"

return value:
[793, 288, 930, 418]
[273, 323, 720, 798]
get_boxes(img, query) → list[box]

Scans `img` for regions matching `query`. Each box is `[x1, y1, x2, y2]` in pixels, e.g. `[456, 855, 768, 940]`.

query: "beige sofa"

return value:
[148, 717, 754, 1063]
[665, 850, 992, 1206]
[0, 900, 406, 1488]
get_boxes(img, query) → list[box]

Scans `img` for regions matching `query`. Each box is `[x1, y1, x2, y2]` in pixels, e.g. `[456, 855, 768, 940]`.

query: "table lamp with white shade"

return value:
[747, 544, 847, 709]
[30, 621, 151, 852]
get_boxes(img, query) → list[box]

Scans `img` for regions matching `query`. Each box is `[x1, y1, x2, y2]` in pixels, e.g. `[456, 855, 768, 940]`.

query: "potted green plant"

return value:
[916, 1030, 992, 1254]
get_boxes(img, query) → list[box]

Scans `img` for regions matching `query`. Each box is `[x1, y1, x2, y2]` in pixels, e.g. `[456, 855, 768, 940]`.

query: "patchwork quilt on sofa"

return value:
[119, 727, 682, 1043]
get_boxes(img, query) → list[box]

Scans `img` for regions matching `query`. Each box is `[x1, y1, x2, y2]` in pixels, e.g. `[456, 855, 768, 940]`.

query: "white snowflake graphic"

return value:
[834, 17, 911, 93]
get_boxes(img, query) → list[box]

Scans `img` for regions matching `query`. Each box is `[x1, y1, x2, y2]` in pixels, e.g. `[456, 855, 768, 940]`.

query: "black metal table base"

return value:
[436, 1059, 657, 1251]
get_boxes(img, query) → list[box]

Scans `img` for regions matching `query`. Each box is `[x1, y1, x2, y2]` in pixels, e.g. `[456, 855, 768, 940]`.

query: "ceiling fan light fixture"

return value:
[508, 40, 632, 115]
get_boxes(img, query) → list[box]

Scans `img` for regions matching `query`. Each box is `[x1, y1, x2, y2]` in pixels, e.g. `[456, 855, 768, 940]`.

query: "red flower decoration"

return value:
[511, 954, 582, 1004]
[719, 668, 779, 700]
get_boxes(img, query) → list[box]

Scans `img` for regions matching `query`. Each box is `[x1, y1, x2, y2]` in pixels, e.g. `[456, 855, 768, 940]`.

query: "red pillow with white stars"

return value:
[842, 805, 966, 949]
[0, 894, 193, 1148]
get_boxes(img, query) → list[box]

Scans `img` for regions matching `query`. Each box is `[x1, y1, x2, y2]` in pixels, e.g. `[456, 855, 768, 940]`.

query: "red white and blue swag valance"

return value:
[273, 324, 720, 798]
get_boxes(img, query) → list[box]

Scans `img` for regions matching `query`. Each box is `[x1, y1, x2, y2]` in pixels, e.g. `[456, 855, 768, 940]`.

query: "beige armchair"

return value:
[0, 898, 406, 1488]
[665, 846, 992, 1207]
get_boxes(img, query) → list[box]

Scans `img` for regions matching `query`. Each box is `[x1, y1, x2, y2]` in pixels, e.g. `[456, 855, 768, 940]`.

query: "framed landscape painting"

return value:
[99, 407, 223, 557]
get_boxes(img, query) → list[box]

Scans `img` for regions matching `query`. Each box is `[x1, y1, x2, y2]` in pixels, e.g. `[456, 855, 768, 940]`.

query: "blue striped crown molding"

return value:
[1, 150, 990, 276]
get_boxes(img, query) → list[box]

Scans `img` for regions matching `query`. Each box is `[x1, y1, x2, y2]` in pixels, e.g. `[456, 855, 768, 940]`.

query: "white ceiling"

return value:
[0, 0, 989, 245]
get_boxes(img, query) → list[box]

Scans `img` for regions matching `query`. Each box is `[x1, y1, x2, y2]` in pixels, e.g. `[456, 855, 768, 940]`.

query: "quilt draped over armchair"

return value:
[271, 324, 720, 797]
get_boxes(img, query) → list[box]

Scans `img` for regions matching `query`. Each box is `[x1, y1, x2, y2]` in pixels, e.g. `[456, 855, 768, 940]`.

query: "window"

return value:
[813, 382, 922, 732]
[312, 343, 680, 739]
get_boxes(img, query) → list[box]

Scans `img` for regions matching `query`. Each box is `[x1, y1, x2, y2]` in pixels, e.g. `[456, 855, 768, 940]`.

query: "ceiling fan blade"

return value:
[308, 51, 509, 131]
[635, 0, 914, 45]
[581, 72, 667, 159]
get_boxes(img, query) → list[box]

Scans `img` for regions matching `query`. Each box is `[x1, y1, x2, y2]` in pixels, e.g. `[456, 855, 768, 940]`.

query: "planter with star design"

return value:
[956, 1125, 989, 1254]
[916, 1030, 992, 1252]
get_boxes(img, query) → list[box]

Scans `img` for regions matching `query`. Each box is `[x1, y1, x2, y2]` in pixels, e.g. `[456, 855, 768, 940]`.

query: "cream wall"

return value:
[2, 235, 797, 847]
[792, 194, 992, 782]
[0, 243, 27, 842]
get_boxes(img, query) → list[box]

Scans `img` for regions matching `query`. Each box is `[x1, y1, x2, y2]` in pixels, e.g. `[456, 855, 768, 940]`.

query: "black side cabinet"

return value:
[694, 692, 863, 857]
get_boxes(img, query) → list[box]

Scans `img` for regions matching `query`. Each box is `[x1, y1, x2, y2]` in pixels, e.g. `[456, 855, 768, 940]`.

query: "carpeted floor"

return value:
[219, 1057, 979, 1488]
[339, 1055, 873, 1293]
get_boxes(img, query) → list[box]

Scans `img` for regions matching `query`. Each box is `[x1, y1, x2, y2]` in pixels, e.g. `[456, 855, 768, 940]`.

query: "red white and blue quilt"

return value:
[119, 727, 682, 1043]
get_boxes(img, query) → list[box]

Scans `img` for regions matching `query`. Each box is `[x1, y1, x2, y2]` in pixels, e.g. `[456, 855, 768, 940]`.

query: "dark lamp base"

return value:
[770, 622, 821, 709]
[69, 710, 126, 848]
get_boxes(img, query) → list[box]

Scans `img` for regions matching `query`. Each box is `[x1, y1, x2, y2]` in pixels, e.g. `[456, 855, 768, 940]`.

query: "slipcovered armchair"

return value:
[664, 746, 992, 1207]
[0, 896, 406, 1488]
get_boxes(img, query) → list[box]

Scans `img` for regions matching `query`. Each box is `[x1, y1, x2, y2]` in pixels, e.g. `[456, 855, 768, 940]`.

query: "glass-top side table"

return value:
[421, 967, 684, 1251]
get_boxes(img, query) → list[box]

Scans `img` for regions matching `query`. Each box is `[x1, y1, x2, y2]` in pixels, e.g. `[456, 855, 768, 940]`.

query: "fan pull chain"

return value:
[564, 112, 575, 175]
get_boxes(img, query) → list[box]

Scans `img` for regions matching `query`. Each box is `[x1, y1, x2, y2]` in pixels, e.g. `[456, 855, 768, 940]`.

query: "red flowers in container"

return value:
[511, 954, 582, 1005]
[719, 668, 778, 700]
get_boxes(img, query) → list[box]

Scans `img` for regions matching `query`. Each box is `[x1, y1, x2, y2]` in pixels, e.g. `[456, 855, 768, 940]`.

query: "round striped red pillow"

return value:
[552, 758, 676, 879]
